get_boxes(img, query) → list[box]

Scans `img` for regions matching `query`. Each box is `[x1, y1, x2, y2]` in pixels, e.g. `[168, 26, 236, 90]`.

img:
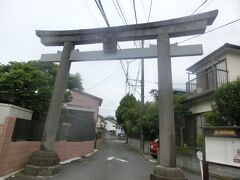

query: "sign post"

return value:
[197, 151, 203, 180]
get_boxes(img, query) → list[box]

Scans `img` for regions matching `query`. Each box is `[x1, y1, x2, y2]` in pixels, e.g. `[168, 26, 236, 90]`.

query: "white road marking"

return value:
[107, 156, 128, 162]
[149, 159, 157, 163]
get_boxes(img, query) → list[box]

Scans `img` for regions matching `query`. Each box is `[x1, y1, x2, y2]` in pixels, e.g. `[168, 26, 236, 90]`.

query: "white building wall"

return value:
[0, 103, 33, 124]
[189, 99, 214, 114]
[189, 52, 240, 116]
[116, 125, 122, 135]
[226, 53, 240, 82]
[105, 120, 116, 131]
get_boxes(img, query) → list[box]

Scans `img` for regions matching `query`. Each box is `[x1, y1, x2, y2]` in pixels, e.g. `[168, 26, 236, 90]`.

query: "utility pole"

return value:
[140, 40, 145, 152]
[125, 63, 129, 94]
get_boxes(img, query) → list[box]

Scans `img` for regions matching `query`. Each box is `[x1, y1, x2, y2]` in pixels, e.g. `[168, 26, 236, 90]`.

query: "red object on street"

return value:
[149, 138, 159, 158]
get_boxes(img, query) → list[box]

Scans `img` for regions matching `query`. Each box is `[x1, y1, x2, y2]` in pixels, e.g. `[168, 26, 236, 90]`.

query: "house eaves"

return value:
[105, 119, 117, 125]
[64, 104, 95, 112]
[186, 43, 240, 73]
[183, 90, 214, 104]
[71, 89, 103, 106]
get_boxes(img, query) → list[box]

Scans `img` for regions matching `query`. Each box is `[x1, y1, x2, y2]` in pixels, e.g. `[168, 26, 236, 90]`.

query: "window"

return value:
[215, 60, 226, 70]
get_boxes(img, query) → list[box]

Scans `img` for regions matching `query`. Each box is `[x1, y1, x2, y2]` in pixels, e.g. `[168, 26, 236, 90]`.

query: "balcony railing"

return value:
[186, 69, 228, 99]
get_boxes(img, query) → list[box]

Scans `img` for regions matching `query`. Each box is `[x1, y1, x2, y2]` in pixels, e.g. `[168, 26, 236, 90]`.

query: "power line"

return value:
[141, 0, 147, 21]
[147, 0, 153, 22]
[145, 0, 153, 47]
[178, 17, 240, 44]
[133, 0, 138, 24]
[94, 0, 139, 95]
[82, 0, 99, 26]
[116, 0, 128, 24]
[95, 0, 110, 27]
[111, 0, 126, 25]
[86, 67, 122, 91]
[94, 0, 127, 75]
[198, 0, 214, 14]
[132, 59, 141, 95]
[191, 0, 208, 15]
[107, 0, 141, 93]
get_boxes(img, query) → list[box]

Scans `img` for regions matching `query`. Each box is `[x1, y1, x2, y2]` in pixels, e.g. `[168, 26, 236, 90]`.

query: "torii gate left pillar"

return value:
[19, 10, 217, 179]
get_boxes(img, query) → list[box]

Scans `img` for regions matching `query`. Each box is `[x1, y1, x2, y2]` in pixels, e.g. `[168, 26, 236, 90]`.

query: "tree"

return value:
[149, 89, 158, 101]
[143, 101, 159, 140]
[116, 90, 188, 141]
[115, 94, 141, 135]
[68, 73, 83, 91]
[0, 61, 83, 114]
[149, 89, 188, 143]
[205, 78, 240, 126]
[174, 94, 188, 126]
[150, 89, 187, 123]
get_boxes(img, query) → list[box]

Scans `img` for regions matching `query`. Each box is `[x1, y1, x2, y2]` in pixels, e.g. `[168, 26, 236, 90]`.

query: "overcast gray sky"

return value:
[0, 0, 240, 117]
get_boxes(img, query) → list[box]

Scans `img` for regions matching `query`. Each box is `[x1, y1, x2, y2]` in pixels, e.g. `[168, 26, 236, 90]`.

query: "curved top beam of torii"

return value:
[36, 10, 218, 46]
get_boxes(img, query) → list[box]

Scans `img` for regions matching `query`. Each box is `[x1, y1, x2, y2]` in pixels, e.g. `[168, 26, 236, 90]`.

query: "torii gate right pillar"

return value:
[150, 34, 187, 180]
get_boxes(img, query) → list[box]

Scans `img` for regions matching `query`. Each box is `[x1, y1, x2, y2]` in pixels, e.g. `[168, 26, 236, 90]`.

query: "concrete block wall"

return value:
[176, 152, 201, 173]
[0, 116, 97, 177]
[177, 152, 240, 179]
[128, 138, 151, 154]
[128, 138, 240, 179]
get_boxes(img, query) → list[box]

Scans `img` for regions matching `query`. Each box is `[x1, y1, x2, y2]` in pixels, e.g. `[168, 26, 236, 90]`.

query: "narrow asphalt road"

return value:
[7, 140, 219, 180]
[46, 140, 219, 180]
[49, 140, 154, 180]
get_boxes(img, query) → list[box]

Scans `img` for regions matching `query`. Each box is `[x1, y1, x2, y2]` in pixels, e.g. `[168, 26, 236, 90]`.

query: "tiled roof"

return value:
[70, 89, 103, 106]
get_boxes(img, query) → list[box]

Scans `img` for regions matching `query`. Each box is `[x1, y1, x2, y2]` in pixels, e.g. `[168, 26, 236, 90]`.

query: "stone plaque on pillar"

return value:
[103, 33, 117, 54]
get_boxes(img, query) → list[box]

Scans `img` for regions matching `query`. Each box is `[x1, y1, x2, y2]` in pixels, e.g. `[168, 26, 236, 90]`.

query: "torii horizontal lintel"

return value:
[40, 44, 203, 62]
[36, 10, 218, 46]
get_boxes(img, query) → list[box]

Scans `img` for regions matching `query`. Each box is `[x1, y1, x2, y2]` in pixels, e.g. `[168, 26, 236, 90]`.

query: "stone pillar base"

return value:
[150, 165, 188, 180]
[21, 151, 60, 177]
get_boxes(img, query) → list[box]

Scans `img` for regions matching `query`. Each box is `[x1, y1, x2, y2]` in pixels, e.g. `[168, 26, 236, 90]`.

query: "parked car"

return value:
[149, 138, 159, 158]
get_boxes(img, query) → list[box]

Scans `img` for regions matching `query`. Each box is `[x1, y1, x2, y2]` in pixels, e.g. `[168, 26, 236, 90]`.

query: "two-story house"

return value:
[184, 43, 240, 146]
[104, 117, 123, 135]
[62, 89, 103, 141]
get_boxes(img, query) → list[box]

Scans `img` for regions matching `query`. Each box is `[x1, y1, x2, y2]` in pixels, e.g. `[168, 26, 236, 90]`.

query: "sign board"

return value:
[204, 127, 240, 167]
[233, 141, 240, 163]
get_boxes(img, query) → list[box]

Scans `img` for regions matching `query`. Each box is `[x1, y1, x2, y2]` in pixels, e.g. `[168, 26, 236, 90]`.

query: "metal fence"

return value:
[12, 118, 44, 141]
[12, 109, 96, 142]
[186, 69, 228, 99]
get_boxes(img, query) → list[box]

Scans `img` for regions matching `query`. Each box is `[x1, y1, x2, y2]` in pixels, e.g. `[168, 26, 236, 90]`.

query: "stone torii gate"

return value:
[23, 10, 217, 179]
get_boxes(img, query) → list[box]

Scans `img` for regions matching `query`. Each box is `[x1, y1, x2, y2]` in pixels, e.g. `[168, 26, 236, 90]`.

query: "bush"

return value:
[176, 145, 194, 154]
[204, 111, 225, 126]
[213, 78, 240, 126]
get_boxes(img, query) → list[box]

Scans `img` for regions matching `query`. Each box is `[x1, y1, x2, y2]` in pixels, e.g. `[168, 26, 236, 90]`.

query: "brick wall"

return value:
[0, 116, 98, 177]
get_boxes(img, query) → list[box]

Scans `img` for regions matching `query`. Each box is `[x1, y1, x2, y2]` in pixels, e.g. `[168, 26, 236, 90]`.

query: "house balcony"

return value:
[186, 69, 228, 100]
